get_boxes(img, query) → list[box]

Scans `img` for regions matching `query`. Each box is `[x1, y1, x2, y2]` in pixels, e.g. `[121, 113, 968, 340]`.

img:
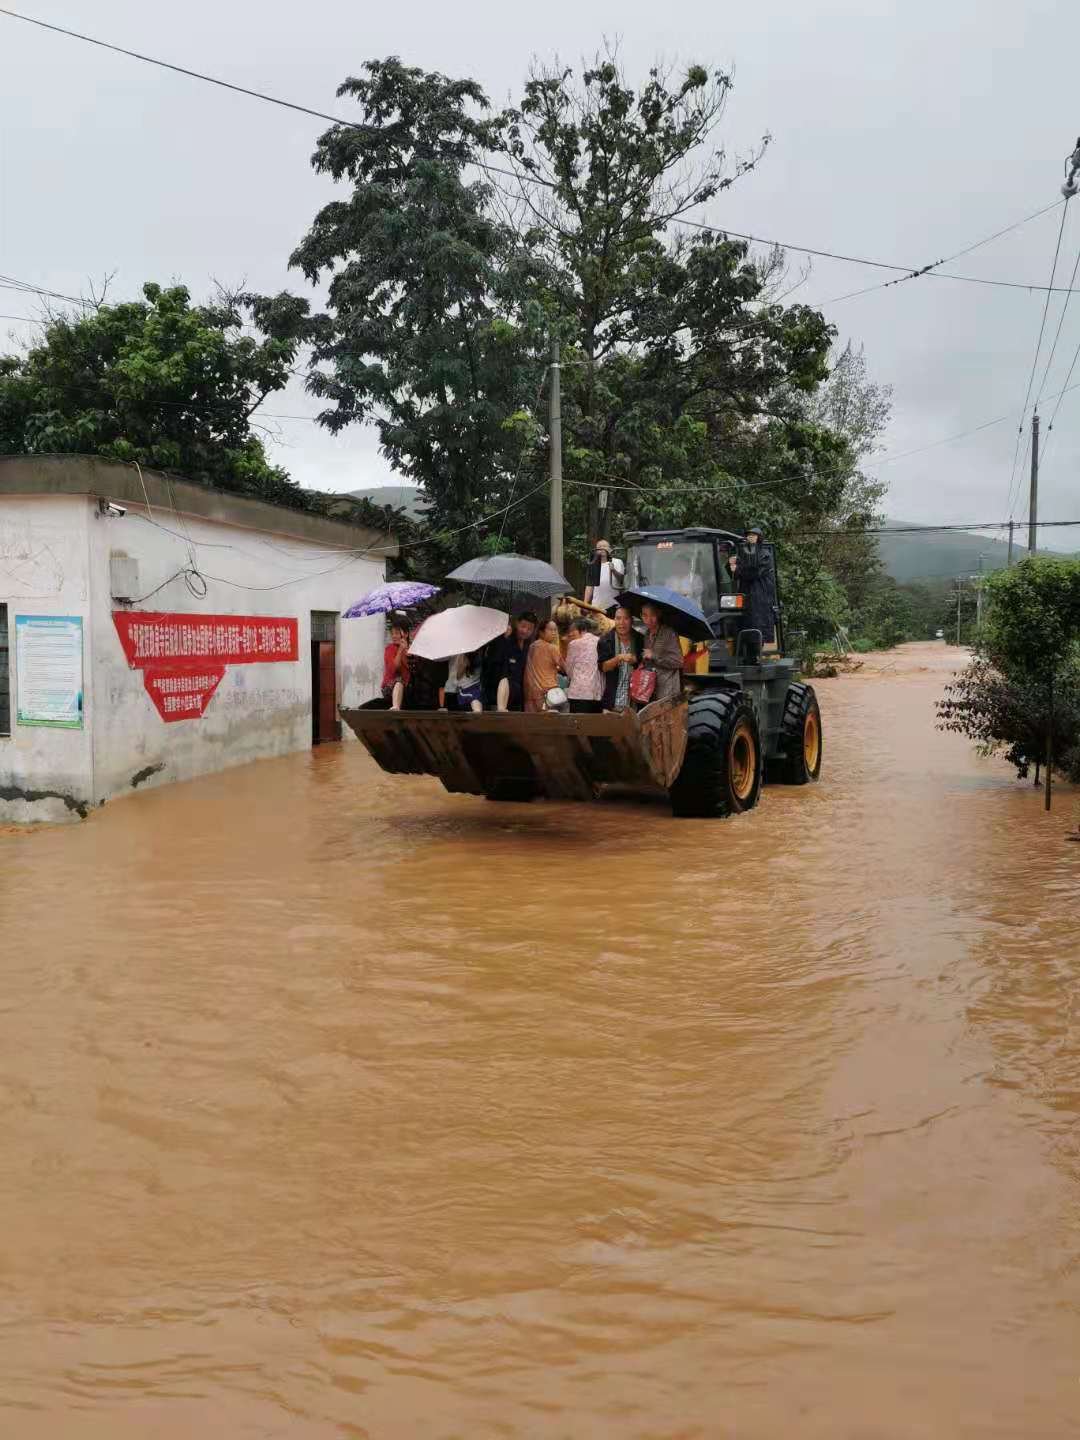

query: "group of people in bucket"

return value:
[380, 526, 773, 716]
[380, 604, 675, 715]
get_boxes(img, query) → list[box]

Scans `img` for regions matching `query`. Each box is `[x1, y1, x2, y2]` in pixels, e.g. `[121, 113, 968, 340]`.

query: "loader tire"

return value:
[769, 683, 822, 785]
[668, 691, 763, 818]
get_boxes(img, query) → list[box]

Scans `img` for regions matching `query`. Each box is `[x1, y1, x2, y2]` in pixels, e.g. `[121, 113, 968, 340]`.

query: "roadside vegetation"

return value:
[937, 558, 1080, 800]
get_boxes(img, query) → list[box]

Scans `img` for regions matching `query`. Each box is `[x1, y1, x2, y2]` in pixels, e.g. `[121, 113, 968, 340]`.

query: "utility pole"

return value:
[956, 578, 963, 646]
[1028, 410, 1040, 556]
[1007, 518, 1015, 567]
[975, 553, 988, 631]
[548, 335, 564, 576]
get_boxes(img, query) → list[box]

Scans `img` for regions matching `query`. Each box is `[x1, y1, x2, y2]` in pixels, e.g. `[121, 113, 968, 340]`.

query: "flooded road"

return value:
[1, 640, 1078, 1438]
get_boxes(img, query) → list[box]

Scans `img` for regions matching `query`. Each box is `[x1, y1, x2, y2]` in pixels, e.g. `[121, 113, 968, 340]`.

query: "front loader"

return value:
[342, 528, 822, 819]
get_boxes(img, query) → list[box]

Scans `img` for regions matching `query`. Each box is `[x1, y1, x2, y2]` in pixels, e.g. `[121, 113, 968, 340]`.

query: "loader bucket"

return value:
[340, 698, 689, 803]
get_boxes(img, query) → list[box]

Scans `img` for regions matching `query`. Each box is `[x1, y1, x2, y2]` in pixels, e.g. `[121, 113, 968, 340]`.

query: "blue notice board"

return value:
[15, 615, 84, 729]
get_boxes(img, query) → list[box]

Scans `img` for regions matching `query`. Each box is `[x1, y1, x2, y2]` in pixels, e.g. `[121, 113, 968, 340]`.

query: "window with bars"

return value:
[0, 605, 9, 736]
[310, 611, 337, 644]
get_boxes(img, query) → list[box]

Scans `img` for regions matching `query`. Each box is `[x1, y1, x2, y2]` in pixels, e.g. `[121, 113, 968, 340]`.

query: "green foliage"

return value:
[275, 49, 886, 616]
[937, 655, 1080, 783]
[937, 558, 1080, 789]
[849, 574, 950, 649]
[982, 556, 1080, 685]
[0, 283, 309, 504]
[287, 59, 542, 554]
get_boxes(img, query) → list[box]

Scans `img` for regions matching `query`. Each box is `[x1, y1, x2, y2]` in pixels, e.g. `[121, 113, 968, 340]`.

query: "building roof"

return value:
[0, 455, 399, 557]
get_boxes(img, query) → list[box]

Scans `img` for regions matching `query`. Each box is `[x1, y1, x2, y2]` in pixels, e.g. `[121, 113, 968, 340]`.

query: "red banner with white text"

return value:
[113, 612, 299, 723]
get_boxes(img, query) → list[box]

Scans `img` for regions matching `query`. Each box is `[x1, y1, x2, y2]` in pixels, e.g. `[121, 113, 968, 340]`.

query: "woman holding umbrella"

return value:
[640, 603, 685, 704]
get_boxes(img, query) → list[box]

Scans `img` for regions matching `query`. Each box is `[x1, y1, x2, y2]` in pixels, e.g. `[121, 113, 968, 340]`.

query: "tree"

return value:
[937, 655, 1080, 785]
[802, 342, 891, 619]
[0, 283, 311, 506]
[937, 557, 1080, 806]
[287, 59, 542, 559]
[495, 55, 837, 564]
[280, 50, 885, 628]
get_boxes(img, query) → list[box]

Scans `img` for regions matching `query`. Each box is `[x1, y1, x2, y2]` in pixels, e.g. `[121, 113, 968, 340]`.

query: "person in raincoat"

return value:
[728, 525, 777, 648]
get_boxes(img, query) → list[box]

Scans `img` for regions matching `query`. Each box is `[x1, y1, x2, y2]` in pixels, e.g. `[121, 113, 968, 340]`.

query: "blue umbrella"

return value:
[615, 585, 715, 642]
[342, 581, 440, 619]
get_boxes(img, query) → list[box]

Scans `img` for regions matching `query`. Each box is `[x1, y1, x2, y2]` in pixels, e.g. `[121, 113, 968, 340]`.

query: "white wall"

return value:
[0, 494, 94, 822]
[0, 491, 386, 821]
[87, 498, 386, 806]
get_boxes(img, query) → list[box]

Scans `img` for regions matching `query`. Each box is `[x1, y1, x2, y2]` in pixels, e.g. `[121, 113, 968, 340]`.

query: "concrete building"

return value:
[0, 456, 396, 823]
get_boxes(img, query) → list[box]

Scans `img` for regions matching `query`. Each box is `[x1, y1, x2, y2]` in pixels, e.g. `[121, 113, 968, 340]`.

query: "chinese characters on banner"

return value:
[112, 612, 300, 723]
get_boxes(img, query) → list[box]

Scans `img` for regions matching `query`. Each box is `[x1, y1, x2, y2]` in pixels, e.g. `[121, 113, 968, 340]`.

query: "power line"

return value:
[796, 519, 1080, 537]
[1005, 201, 1071, 517]
[826, 200, 1065, 303]
[668, 213, 1080, 295]
[1039, 334, 1080, 472]
[0, 274, 93, 307]
[866, 375, 1080, 469]
[1033, 220, 1080, 413]
[0, 6, 532, 192]
[6, 6, 1080, 302]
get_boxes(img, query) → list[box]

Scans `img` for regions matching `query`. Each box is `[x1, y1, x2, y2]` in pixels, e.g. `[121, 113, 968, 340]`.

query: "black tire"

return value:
[769, 683, 823, 785]
[668, 691, 763, 818]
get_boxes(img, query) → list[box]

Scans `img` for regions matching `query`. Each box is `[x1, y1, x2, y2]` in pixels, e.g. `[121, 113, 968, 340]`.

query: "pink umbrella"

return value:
[409, 605, 509, 661]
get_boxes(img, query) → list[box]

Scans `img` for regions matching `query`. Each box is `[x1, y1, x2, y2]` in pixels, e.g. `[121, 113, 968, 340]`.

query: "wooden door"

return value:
[314, 640, 339, 743]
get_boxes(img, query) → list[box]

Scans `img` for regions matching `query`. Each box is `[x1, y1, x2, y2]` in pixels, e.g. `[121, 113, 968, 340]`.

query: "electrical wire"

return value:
[826, 200, 1065, 304]
[795, 519, 1080, 537]
[0, 273, 94, 307]
[1032, 226, 1080, 413]
[5, 6, 1080, 301]
[1037, 332, 1080, 472]
[1004, 201, 1071, 517]
[124, 472, 554, 601]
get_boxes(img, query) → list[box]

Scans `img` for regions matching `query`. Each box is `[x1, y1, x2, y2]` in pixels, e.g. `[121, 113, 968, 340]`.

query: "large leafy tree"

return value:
[0, 283, 309, 505]
[281, 51, 885, 628]
[288, 59, 542, 554]
[494, 56, 839, 579]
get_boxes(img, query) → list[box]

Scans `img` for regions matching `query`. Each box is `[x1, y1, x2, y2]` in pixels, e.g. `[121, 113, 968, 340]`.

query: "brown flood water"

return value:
[1, 640, 1079, 1438]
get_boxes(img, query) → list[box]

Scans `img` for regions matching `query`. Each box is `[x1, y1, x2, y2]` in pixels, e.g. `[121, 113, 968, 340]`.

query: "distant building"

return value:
[0, 456, 397, 823]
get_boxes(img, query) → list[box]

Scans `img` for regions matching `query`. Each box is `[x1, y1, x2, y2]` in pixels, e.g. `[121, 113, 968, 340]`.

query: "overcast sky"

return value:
[3, 0, 1079, 534]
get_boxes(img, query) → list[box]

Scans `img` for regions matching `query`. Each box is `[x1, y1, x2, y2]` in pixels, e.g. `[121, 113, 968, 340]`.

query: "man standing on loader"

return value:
[728, 525, 777, 653]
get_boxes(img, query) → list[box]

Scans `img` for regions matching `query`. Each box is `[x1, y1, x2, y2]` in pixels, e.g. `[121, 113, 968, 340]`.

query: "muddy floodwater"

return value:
[1, 641, 1078, 1438]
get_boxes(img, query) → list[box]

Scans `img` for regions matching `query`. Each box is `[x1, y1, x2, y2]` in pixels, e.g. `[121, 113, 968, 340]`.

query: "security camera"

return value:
[98, 499, 127, 518]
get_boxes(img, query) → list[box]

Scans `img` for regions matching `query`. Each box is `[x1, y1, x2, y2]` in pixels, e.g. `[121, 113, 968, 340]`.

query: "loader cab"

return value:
[624, 527, 780, 669]
[624, 531, 734, 616]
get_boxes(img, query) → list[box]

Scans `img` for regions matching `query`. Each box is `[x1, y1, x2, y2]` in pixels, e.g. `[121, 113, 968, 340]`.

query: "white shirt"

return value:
[592, 558, 624, 611]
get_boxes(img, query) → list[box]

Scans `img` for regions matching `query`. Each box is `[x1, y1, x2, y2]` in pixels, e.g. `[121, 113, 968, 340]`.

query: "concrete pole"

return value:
[956, 579, 962, 646]
[1007, 518, 1015, 567]
[975, 554, 987, 631]
[548, 335, 563, 576]
[1028, 411, 1040, 556]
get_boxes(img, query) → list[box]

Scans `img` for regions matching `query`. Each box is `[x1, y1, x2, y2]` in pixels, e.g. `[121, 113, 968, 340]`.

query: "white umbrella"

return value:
[409, 605, 509, 661]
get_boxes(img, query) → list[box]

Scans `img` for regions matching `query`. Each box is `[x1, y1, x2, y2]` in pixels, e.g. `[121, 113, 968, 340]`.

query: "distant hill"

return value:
[878, 520, 1075, 584]
[345, 489, 1074, 583]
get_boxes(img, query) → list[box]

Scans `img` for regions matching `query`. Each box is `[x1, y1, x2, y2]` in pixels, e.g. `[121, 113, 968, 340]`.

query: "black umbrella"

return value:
[616, 585, 716, 642]
[447, 553, 571, 599]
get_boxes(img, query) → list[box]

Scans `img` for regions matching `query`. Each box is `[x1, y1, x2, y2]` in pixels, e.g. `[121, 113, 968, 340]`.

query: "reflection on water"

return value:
[1, 643, 1078, 1438]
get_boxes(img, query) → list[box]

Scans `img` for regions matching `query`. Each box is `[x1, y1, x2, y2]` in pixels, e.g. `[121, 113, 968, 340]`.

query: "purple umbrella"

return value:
[342, 580, 440, 619]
